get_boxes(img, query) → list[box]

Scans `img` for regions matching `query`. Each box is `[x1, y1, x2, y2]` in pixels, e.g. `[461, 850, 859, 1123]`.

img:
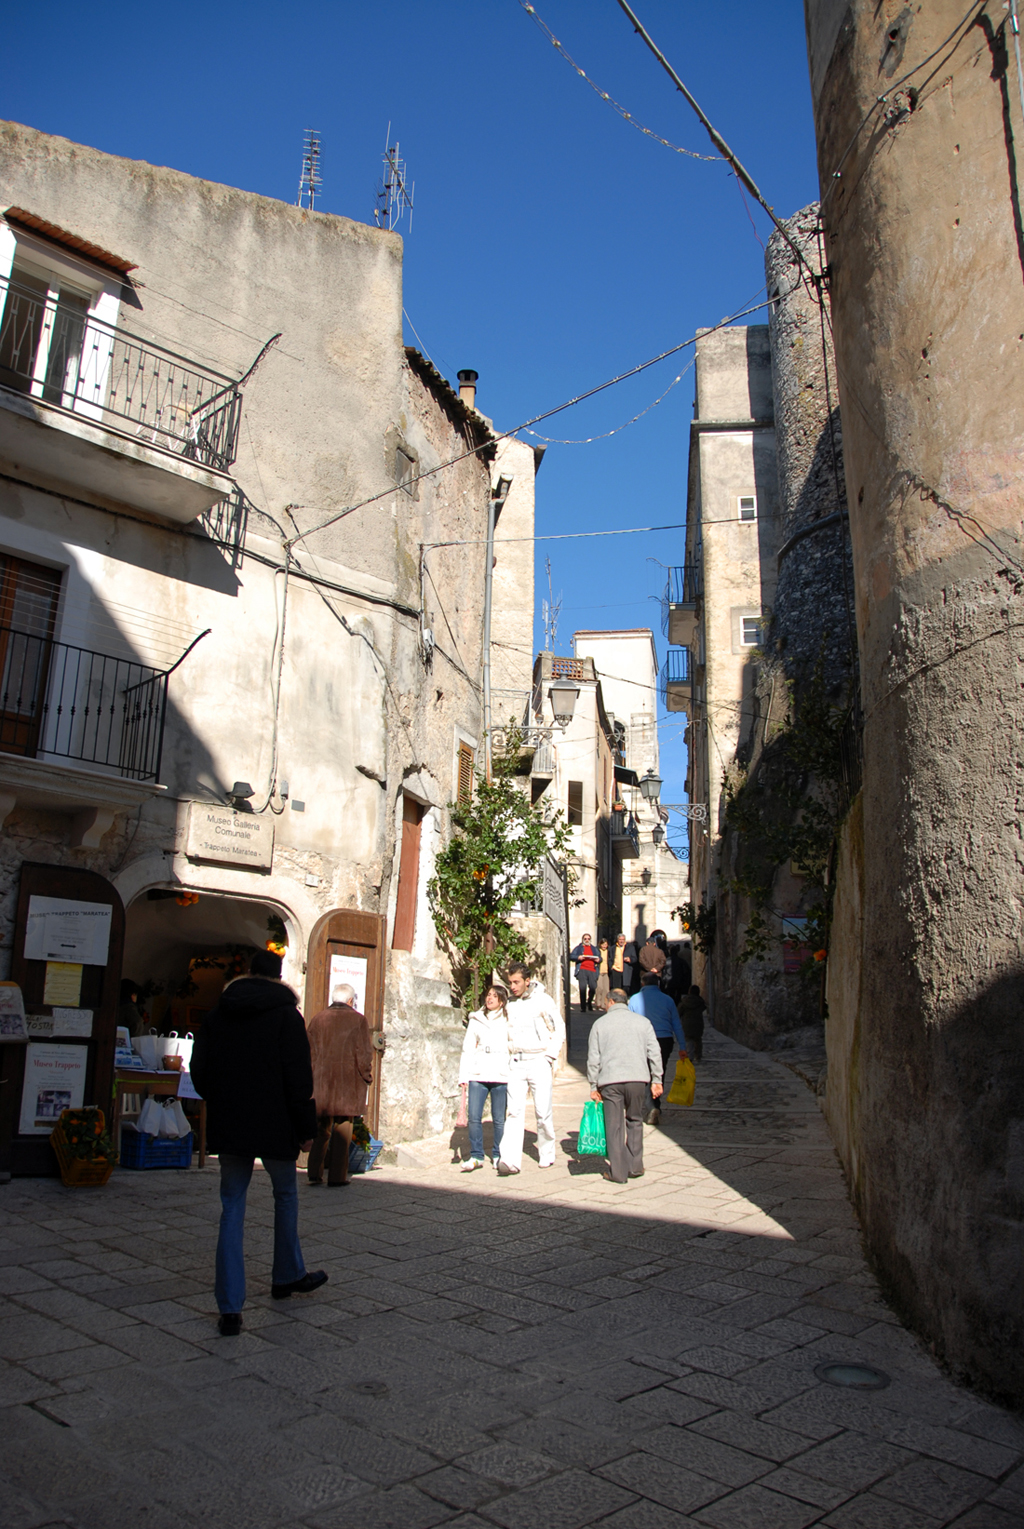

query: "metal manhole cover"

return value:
[815, 1362, 890, 1390]
[349, 1380, 389, 1398]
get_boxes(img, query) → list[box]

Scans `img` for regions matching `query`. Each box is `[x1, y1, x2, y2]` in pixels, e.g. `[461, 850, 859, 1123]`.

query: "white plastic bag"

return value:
[138, 1097, 163, 1136]
[157, 1102, 178, 1137]
[163, 1031, 194, 1070]
[167, 1099, 190, 1138]
[132, 1031, 163, 1071]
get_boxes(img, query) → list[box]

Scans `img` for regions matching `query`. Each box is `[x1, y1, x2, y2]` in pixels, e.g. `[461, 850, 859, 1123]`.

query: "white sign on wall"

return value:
[185, 803, 274, 870]
[24, 898, 112, 966]
[328, 954, 368, 1015]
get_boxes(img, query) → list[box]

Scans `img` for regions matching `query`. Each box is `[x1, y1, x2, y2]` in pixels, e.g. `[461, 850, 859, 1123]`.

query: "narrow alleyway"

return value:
[1, 1016, 1022, 1529]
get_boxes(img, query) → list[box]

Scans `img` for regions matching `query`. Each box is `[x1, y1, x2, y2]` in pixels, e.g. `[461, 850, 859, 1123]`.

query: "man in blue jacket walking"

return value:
[628, 971, 687, 1125]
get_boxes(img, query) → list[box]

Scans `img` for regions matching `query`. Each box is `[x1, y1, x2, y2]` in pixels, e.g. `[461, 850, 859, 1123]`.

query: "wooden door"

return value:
[0, 863, 125, 1177]
[304, 910, 386, 1135]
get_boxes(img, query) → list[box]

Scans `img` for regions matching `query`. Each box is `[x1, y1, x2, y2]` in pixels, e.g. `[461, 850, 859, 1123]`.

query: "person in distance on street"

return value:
[497, 962, 565, 1175]
[678, 983, 708, 1064]
[586, 986, 664, 1184]
[629, 970, 687, 1125]
[458, 982, 511, 1170]
[569, 933, 600, 1012]
[306, 982, 374, 1187]
[594, 938, 611, 1011]
[191, 950, 327, 1336]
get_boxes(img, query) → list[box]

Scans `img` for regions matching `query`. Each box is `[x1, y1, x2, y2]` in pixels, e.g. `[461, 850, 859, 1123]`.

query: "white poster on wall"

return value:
[328, 954, 368, 1015]
[19, 1043, 88, 1135]
[24, 898, 112, 966]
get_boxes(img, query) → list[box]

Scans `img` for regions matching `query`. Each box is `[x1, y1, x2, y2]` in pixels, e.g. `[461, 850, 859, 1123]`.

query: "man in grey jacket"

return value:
[586, 987, 664, 1183]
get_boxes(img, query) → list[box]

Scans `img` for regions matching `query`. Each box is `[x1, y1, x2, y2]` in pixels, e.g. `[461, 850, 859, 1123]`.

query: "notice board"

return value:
[0, 864, 125, 1177]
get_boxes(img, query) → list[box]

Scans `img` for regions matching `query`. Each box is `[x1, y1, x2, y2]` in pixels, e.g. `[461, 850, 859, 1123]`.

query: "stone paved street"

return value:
[1, 1016, 1022, 1529]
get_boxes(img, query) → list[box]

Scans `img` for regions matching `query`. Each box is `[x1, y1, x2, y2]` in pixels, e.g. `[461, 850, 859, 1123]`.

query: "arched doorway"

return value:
[122, 888, 290, 1035]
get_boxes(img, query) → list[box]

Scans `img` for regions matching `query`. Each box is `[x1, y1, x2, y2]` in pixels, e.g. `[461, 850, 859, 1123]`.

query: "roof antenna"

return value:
[542, 557, 562, 652]
[374, 124, 414, 232]
[297, 130, 322, 210]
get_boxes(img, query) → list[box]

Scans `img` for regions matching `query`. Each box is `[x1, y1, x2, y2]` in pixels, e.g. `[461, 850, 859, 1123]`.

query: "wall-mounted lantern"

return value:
[549, 680, 579, 730]
[639, 769, 662, 802]
[652, 823, 666, 845]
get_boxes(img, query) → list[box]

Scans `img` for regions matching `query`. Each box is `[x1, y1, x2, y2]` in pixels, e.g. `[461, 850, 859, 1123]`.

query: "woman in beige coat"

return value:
[306, 984, 373, 1186]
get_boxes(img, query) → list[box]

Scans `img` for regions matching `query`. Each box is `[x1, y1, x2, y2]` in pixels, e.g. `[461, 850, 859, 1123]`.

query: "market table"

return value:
[113, 1071, 207, 1167]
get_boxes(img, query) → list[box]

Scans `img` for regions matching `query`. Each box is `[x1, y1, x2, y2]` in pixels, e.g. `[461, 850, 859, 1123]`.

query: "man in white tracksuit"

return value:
[497, 962, 565, 1175]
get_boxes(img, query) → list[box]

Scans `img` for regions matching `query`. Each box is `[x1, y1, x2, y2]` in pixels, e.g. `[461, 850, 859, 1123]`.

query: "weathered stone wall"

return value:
[806, 0, 1024, 1403]
[710, 208, 857, 1051]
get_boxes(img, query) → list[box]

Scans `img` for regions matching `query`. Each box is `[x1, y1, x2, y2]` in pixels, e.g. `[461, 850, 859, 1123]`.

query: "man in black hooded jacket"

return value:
[191, 950, 326, 1335]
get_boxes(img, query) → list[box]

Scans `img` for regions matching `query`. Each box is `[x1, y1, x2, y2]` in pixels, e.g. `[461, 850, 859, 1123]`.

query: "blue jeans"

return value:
[215, 1156, 306, 1314]
[467, 1081, 507, 1161]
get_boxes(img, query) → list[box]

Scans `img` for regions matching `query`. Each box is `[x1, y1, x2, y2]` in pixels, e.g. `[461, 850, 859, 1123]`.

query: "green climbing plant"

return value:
[428, 722, 573, 1003]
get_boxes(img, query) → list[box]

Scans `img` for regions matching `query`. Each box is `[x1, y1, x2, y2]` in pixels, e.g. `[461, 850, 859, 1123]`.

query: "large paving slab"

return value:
[0, 1015, 1021, 1529]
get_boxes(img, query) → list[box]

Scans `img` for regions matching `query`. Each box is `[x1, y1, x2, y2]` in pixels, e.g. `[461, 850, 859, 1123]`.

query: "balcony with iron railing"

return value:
[0, 625, 170, 784]
[661, 562, 703, 647]
[609, 803, 640, 859]
[661, 647, 693, 714]
[0, 272, 241, 521]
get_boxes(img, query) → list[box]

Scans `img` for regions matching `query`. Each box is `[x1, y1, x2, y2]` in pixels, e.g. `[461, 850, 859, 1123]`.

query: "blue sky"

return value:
[3, 0, 821, 850]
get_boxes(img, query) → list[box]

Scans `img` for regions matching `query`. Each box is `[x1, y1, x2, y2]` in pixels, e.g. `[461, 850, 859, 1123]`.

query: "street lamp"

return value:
[639, 769, 662, 803]
[652, 823, 665, 845]
[549, 680, 579, 730]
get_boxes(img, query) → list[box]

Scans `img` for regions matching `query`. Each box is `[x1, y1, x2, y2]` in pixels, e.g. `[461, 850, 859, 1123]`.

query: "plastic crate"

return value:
[50, 1111, 116, 1188]
[119, 1128, 193, 1170]
[348, 1136, 383, 1174]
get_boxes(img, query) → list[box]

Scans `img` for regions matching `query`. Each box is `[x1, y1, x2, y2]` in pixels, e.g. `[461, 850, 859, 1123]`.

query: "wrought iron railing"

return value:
[0, 274, 242, 470]
[0, 626, 169, 781]
[661, 647, 690, 684]
[661, 563, 703, 637]
[609, 806, 640, 856]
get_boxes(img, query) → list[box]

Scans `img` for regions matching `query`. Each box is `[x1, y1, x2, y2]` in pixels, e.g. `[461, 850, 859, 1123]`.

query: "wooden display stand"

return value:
[0, 864, 124, 1178]
[113, 1071, 207, 1167]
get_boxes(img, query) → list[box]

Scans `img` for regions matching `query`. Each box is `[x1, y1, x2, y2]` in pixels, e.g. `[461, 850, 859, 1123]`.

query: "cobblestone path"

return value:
[1, 1017, 1021, 1529]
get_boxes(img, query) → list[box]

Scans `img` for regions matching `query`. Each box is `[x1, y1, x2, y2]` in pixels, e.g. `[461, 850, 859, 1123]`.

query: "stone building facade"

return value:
[805, 0, 1024, 1403]
[0, 120, 535, 1168]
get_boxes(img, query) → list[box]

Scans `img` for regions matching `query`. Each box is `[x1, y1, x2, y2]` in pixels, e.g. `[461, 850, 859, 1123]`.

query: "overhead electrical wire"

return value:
[523, 357, 695, 445]
[611, 0, 815, 282]
[519, 1, 719, 162]
[282, 296, 771, 552]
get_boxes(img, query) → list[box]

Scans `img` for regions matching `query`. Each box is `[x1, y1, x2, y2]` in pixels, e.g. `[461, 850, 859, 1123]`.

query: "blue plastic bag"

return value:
[577, 1099, 606, 1155]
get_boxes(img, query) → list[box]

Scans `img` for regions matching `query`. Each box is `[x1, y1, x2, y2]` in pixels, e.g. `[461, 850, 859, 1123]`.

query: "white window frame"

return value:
[738, 494, 757, 522]
[0, 225, 122, 423]
[740, 616, 761, 647]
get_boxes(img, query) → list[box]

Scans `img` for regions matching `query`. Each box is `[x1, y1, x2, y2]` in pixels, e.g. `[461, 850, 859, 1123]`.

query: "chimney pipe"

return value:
[457, 369, 478, 409]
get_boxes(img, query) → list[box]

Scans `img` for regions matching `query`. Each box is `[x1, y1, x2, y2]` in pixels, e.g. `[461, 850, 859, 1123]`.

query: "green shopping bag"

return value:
[578, 1098, 607, 1155]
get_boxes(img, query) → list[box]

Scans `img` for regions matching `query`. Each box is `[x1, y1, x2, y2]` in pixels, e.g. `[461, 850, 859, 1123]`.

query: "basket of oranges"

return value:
[50, 1107, 117, 1187]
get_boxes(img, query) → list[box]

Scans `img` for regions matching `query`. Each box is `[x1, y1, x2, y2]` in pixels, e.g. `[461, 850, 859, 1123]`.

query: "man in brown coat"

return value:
[306, 983, 374, 1186]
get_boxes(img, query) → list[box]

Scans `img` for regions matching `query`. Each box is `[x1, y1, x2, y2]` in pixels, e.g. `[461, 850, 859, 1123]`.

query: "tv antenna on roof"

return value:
[374, 125, 414, 233]
[297, 130, 322, 211]
[542, 557, 562, 652]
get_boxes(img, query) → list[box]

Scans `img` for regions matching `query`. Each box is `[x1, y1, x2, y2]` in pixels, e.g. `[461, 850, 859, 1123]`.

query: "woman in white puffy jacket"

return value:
[458, 983, 510, 1171]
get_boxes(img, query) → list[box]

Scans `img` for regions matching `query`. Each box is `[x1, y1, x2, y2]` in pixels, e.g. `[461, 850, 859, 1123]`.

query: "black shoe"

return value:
[271, 1270, 329, 1300]
[218, 1313, 242, 1336]
[628, 1169, 646, 1178]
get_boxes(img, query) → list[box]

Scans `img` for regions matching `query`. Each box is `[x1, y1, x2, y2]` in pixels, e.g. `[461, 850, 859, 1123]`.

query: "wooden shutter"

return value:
[392, 795, 424, 952]
[457, 742, 474, 805]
